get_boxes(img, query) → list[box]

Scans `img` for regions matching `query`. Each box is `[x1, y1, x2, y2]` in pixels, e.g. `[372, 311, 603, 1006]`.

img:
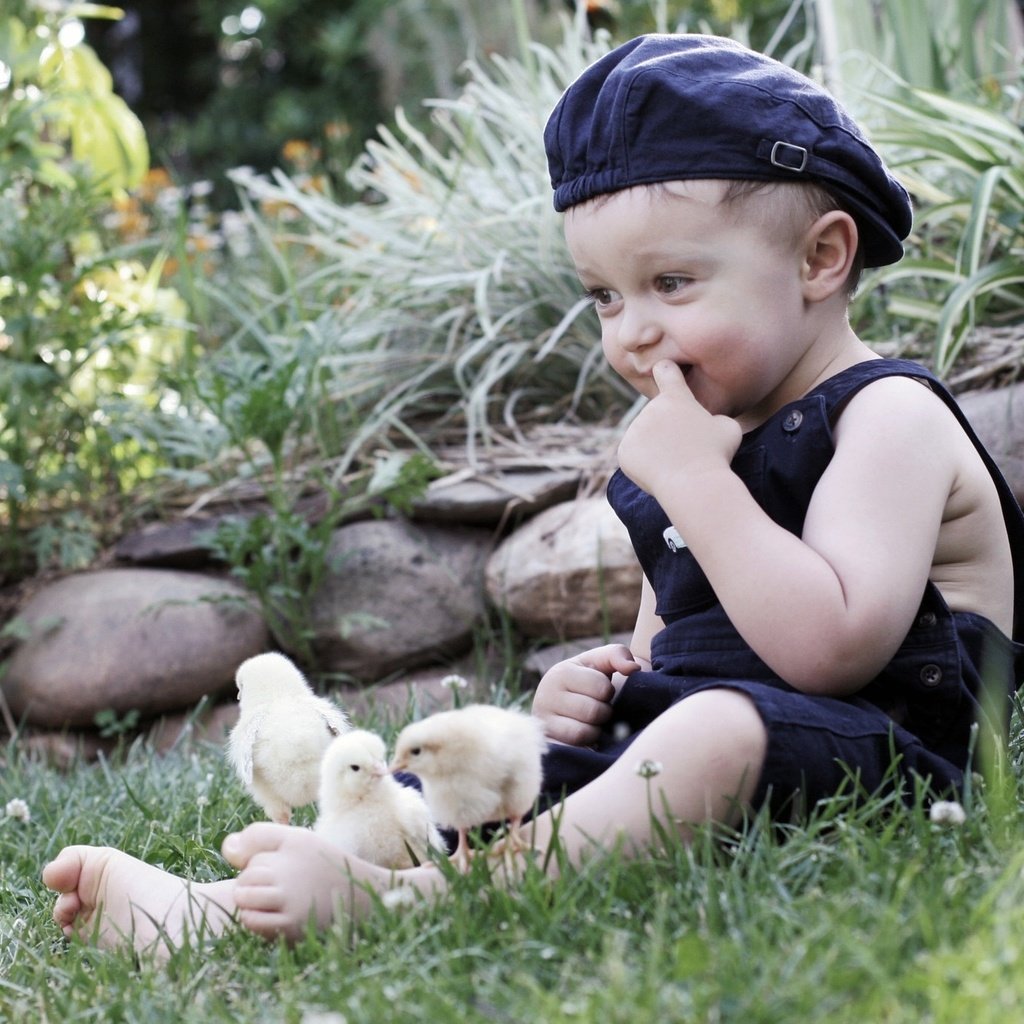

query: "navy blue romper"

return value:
[539, 359, 1024, 819]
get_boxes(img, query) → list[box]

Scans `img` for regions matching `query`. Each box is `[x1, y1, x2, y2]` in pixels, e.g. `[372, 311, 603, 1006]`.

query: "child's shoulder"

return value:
[831, 364, 960, 445]
[828, 367, 978, 503]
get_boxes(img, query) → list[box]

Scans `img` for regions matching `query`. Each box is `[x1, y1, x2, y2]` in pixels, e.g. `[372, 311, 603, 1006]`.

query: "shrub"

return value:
[0, 2, 186, 580]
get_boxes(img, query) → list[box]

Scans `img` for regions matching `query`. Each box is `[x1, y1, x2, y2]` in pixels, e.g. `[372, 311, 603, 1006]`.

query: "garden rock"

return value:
[2, 569, 269, 729]
[958, 382, 1024, 504]
[304, 518, 493, 681]
[412, 468, 583, 526]
[520, 632, 634, 687]
[340, 662, 491, 724]
[485, 496, 642, 639]
[114, 516, 223, 568]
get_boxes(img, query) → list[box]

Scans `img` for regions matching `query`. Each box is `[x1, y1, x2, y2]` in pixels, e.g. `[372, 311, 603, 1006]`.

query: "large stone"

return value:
[412, 468, 583, 526]
[520, 632, 634, 688]
[305, 518, 492, 682]
[114, 516, 223, 568]
[1, 569, 269, 728]
[485, 496, 642, 640]
[339, 663, 489, 726]
[958, 382, 1024, 505]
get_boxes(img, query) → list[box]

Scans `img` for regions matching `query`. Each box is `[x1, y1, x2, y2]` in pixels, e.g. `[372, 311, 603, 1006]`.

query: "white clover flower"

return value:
[929, 800, 967, 827]
[300, 1012, 348, 1024]
[439, 673, 469, 691]
[4, 799, 30, 822]
[635, 759, 663, 779]
[381, 886, 418, 910]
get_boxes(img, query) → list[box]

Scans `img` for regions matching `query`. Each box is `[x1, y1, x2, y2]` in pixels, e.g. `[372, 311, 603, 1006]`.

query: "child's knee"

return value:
[639, 688, 767, 771]
[675, 687, 766, 742]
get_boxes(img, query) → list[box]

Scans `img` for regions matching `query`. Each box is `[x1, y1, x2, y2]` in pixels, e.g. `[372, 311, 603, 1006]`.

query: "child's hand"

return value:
[618, 360, 742, 498]
[532, 644, 641, 747]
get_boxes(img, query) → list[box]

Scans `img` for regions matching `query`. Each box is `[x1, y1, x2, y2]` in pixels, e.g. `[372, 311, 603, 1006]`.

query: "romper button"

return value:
[920, 664, 943, 687]
[916, 612, 937, 629]
[782, 409, 803, 432]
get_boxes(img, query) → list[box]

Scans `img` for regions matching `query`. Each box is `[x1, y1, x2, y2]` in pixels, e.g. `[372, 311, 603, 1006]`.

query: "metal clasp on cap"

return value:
[770, 141, 808, 172]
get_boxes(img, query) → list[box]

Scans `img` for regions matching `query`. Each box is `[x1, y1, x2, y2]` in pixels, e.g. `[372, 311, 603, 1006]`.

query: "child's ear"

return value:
[801, 211, 858, 300]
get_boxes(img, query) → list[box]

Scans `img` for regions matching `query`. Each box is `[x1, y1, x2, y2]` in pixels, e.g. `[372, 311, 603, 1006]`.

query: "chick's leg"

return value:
[251, 780, 291, 824]
[451, 828, 473, 872]
[503, 816, 528, 853]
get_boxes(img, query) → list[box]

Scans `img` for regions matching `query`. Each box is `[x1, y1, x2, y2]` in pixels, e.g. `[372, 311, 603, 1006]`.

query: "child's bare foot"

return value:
[42, 845, 236, 958]
[222, 822, 448, 942]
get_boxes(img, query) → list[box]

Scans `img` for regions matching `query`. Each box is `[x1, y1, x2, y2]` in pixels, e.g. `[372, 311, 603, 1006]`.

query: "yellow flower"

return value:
[710, 0, 741, 22]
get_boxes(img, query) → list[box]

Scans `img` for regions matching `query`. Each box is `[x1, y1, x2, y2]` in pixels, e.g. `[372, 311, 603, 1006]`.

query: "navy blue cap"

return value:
[544, 34, 912, 267]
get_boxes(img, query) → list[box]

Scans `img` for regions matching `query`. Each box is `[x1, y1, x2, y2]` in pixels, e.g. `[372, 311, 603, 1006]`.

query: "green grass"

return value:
[2, 709, 1024, 1024]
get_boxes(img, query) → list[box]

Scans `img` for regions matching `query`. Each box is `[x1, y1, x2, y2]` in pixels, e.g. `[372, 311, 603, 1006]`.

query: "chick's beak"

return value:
[389, 754, 406, 774]
[371, 761, 388, 779]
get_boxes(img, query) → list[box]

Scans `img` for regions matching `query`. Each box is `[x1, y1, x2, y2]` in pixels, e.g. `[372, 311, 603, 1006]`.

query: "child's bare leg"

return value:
[528, 688, 767, 862]
[41, 846, 237, 957]
[222, 823, 448, 942]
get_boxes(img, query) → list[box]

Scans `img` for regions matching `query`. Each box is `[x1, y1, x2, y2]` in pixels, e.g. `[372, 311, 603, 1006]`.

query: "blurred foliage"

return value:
[2, 0, 1022, 595]
[865, 85, 1024, 375]
[84, 0, 819, 209]
[828, 0, 1024, 371]
[820, 0, 1024, 99]
[0, 0, 190, 582]
[85, 0, 556, 206]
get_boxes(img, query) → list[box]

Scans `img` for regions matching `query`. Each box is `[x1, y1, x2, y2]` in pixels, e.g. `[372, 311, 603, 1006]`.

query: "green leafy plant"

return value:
[0, 2, 186, 581]
[862, 84, 1024, 375]
[93, 706, 141, 738]
[806, 0, 1024, 373]
[172, 320, 442, 662]
[816, 0, 1023, 99]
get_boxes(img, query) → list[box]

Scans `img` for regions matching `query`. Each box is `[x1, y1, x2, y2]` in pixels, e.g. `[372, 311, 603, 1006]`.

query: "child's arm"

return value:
[532, 577, 660, 746]
[618, 360, 956, 697]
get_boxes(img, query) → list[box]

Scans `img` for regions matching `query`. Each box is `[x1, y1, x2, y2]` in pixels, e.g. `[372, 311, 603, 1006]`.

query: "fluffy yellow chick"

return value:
[227, 651, 350, 824]
[314, 729, 446, 870]
[390, 703, 547, 868]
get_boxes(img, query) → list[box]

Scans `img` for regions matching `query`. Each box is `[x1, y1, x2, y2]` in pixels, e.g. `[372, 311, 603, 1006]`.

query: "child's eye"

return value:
[582, 287, 620, 309]
[656, 275, 689, 295]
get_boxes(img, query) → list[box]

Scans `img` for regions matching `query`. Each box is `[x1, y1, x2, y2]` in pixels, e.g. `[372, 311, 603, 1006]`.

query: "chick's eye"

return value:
[410, 746, 422, 757]
[349, 764, 360, 771]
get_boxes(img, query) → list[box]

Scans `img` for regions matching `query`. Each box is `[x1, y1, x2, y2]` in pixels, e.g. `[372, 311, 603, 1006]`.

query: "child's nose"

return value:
[617, 305, 662, 352]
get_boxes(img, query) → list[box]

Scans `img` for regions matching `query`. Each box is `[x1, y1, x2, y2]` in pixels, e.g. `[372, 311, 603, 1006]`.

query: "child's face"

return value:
[565, 180, 818, 426]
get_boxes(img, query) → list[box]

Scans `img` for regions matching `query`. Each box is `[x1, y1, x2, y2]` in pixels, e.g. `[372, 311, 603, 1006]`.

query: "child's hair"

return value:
[718, 180, 867, 294]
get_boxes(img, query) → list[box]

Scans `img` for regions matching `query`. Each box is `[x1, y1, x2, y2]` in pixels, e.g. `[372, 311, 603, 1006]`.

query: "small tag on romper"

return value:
[662, 526, 686, 552]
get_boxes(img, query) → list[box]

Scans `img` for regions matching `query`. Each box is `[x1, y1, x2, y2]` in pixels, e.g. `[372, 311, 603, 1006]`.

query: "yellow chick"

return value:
[227, 651, 350, 823]
[390, 703, 547, 868]
[314, 729, 446, 870]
